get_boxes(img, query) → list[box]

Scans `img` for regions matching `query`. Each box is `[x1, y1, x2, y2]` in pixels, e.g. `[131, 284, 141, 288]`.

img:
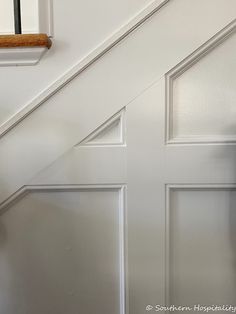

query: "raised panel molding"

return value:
[0, 185, 127, 314]
[165, 184, 236, 306]
[78, 109, 125, 147]
[166, 20, 236, 145]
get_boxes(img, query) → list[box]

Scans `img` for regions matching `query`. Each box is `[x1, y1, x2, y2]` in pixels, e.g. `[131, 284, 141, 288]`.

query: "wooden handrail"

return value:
[0, 34, 52, 49]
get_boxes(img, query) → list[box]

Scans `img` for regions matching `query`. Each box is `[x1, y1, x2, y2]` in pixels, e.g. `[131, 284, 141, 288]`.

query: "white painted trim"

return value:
[0, 183, 125, 213]
[165, 184, 171, 307]
[165, 183, 236, 307]
[119, 186, 127, 314]
[167, 184, 236, 189]
[165, 19, 236, 145]
[0, 0, 169, 138]
[0, 47, 48, 66]
[38, 0, 54, 37]
[166, 136, 236, 146]
[78, 108, 126, 147]
[0, 183, 127, 314]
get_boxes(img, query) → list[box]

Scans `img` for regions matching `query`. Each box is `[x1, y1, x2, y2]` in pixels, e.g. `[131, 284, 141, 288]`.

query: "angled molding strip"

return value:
[0, 0, 169, 138]
[0, 183, 125, 214]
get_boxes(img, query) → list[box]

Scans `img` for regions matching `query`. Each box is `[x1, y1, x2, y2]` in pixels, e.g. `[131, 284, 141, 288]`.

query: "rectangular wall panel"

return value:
[0, 188, 125, 314]
[167, 186, 236, 307]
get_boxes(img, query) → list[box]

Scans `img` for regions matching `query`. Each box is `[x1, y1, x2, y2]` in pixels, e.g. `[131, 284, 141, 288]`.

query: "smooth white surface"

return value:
[38, 0, 53, 36]
[0, 1, 14, 34]
[21, 0, 39, 33]
[168, 188, 236, 306]
[0, 47, 48, 66]
[0, 189, 122, 314]
[30, 146, 126, 186]
[172, 32, 236, 142]
[126, 84, 166, 312]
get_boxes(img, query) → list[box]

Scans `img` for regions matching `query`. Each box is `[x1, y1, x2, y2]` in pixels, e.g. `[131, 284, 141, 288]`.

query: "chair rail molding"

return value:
[0, 0, 169, 137]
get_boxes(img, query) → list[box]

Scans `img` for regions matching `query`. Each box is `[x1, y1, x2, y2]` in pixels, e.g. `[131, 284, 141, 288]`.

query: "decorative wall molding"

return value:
[0, 184, 125, 213]
[165, 19, 236, 145]
[0, 0, 169, 138]
[165, 183, 236, 306]
[0, 183, 127, 314]
[78, 109, 126, 147]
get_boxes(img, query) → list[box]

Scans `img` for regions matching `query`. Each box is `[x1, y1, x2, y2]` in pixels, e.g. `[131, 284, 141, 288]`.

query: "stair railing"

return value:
[13, 0, 22, 34]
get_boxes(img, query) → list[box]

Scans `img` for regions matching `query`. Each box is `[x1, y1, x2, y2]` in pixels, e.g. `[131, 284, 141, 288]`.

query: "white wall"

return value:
[0, 0, 152, 125]
[0, 0, 38, 34]
[0, 0, 14, 34]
